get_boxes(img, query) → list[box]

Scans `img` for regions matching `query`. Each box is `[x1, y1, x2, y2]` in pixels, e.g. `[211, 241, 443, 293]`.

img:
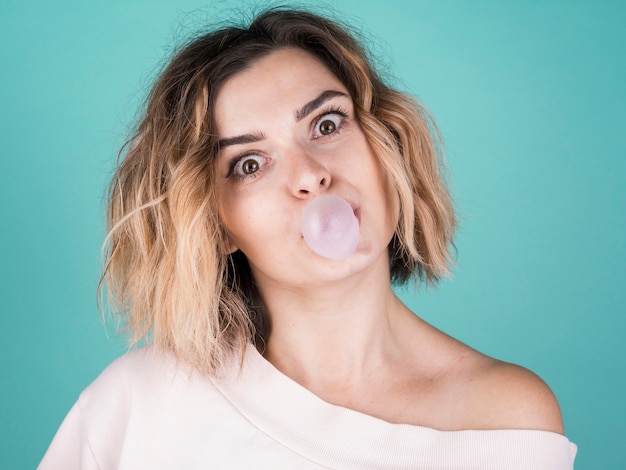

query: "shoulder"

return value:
[85, 348, 169, 392]
[412, 318, 565, 434]
[77, 347, 191, 413]
[40, 348, 178, 468]
[459, 353, 565, 434]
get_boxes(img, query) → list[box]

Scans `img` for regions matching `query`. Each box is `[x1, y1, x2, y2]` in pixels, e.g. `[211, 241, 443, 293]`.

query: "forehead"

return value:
[214, 48, 349, 134]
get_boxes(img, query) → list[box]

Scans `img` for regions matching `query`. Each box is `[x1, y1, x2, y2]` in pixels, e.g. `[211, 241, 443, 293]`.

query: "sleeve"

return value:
[37, 351, 140, 470]
[37, 400, 100, 470]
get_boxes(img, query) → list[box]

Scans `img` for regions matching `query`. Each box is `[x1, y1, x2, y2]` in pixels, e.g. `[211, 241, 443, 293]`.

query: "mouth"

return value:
[353, 206, 361, 224]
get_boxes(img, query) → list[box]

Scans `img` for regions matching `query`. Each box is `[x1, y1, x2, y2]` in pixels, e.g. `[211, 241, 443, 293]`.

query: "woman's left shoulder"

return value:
[461, 352, 565, 434]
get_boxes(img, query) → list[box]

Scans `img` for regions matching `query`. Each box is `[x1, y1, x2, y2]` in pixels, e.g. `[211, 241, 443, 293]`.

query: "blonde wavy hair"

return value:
[102, 8, 456, 374]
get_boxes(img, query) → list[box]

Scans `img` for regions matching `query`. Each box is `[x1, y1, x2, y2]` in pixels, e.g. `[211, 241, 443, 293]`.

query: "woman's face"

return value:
[214, 48, 399, 289]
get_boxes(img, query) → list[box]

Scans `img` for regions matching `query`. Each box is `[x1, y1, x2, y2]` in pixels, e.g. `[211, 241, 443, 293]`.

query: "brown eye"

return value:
[314, 114, 342, 138]
[318, 119, 336, 135]
[231, 155, 266, 179]
[241, 158, 259, 175]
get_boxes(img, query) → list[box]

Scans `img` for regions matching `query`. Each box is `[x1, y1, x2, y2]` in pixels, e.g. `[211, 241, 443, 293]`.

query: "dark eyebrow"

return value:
[217, 90, 347, 150]
[295, 90, 348, 122]
[218, 132, 265, 150]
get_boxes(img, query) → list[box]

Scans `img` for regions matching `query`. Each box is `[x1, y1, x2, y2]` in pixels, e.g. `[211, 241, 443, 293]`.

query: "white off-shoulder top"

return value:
[39, 347, 577, 469]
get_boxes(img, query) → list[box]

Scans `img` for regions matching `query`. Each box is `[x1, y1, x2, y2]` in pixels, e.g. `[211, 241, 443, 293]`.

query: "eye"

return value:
[241, 158, 259, 174]
[230, 154, 267, 179]
[313, 114, 342, 138]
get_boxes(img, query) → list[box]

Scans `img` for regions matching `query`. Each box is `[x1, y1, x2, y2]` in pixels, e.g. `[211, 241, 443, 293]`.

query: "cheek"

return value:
[220, 195, 285, 254]
[217, 192, 251, 248]
[221, 201, 250, 240]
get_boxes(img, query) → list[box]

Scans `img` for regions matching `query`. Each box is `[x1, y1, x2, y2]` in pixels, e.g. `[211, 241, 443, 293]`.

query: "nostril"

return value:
[291, 158, 331, 197]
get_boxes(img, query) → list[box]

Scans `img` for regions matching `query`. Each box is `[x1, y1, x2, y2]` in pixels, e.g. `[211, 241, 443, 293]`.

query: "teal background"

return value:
[1, 0, 624, 468]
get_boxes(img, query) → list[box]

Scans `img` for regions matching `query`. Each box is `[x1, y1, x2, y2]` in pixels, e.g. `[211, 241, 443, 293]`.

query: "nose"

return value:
[288, 151, 331, 198]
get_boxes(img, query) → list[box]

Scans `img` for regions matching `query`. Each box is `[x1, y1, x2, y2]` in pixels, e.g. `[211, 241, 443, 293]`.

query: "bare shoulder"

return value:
[460, 352, 564, 433]
[398, 311, 564, 433]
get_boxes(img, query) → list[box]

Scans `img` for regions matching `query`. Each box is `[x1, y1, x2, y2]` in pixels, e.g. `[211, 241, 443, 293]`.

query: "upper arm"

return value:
[468, 361, 564, 434]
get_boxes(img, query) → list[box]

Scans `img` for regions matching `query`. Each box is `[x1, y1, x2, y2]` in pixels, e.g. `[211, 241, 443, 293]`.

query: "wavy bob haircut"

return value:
[103, 8, 456, 374]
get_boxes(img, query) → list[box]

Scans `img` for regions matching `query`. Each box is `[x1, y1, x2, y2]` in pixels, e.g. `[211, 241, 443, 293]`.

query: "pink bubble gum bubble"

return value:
[301, 195, 359, 260]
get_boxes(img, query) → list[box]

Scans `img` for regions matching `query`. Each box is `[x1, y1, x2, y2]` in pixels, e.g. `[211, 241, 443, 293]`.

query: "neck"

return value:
[254, 256, 411, 390]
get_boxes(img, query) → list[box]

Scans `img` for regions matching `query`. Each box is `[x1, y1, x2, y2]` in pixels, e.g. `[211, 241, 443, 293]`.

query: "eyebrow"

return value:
[218, 133, 264, 150]
[217, 89, 348, 150]
[295, 89, 348, 122]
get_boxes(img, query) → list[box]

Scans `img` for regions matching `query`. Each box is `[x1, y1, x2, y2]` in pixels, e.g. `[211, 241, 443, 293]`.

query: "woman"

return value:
[40, 8, 577, 469]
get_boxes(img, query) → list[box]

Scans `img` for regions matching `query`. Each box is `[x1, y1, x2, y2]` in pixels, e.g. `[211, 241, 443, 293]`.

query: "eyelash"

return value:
[312, 105, 349, 139]
[226, 152, 266, 181]
[225, 105, 350, 181]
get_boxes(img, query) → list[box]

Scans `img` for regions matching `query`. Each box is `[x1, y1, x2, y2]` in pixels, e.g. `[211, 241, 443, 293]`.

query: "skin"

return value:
[214, 48, 564, 433]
